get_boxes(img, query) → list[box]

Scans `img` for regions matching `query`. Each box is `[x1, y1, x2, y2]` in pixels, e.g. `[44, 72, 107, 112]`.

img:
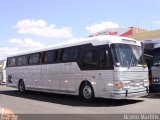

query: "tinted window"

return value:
[99, 49, 110, 68]
[61, 47, 79, 62]
[29, 53, 41, 64]
[82, 50, 97, 68]
[17, 55, 28, 66]
[7, 57, 16, 67]
[44, 50, 58, 63]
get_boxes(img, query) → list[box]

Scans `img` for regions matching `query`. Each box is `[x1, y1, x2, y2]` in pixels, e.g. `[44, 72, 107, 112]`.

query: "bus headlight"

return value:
[143, 80, 149, 87]
[153, 78, 160, 83]
[123, 81, 130, 89]
[114, 81, 123, 90]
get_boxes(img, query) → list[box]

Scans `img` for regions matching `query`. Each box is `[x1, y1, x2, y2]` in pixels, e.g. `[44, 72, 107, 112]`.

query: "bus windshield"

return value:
[111, 44, 143, 67]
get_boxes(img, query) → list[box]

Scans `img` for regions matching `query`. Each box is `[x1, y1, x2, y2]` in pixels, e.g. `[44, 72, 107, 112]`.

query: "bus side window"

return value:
[17, 55, 28, 66]
[29, 53, 41, 65]
[61, 47, 79, 62]
[7, 57, 16, 67]
[82, 50, 98, 69]
[99, 49, 110, 68]
[43, 50, 58, 64]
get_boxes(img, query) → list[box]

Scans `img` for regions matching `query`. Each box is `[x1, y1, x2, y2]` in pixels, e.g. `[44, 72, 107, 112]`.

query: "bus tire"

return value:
[80, 82, 94, 101]
[18, 80, 25, 93]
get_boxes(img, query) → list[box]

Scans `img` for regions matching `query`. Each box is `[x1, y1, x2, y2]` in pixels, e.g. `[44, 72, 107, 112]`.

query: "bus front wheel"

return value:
[80, 82, 94, 101]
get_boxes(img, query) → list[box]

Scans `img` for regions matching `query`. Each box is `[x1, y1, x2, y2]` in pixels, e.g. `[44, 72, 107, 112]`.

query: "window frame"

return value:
[7, 57, 17, 67]
[42, 50, 59, 64]
[17, 55, 28, 66]
[82, 49, 98, 70]
[60, 46, 79, 62]
[98, 45, 114, 70]
[78, 44, 114, 70]
[28, 52, 42, 65]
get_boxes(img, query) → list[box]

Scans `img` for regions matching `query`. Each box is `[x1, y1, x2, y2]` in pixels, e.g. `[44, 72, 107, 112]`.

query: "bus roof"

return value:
[7, 35, 140, 57]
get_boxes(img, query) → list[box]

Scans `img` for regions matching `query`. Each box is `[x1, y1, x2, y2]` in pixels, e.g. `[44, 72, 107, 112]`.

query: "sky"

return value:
[0, 0, 160, 60]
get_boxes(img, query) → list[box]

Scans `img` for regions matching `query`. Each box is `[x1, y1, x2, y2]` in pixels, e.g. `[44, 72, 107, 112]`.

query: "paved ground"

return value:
[0, 85, 160, 119]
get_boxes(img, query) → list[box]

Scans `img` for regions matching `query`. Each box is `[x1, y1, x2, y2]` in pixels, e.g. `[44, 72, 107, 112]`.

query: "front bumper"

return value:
[109, 87, 149, 99]
[152, 84, 160, 92]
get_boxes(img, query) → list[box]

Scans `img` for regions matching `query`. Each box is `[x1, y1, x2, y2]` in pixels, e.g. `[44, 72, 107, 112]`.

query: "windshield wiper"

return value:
[128, 53, 134, 69]
[143, 54, 153, 58]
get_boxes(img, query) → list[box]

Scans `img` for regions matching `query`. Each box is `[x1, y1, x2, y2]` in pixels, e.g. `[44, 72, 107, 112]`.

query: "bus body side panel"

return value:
[96, 70, 114, 98]
[6, 67, 19, 88]
[6, 65, 42, 90]
[40, 62, 114, 97]
[26, 65, 42, 89]
[41, 63, 79, 94]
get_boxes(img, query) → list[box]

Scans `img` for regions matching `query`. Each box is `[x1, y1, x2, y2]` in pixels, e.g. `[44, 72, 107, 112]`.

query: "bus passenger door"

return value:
[98, 45, 114, 97]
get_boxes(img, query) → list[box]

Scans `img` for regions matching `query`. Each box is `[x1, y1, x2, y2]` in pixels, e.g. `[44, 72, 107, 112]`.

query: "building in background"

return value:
[132, 29, 160, 41]
[0, 60, 6, 84]
[132, 29, 160, 55]
[89, 27, 147, 38]
[89, 27, 160, 56]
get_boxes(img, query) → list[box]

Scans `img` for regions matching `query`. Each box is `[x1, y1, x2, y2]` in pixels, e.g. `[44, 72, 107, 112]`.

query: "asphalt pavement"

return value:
[0, 85, 160, 120]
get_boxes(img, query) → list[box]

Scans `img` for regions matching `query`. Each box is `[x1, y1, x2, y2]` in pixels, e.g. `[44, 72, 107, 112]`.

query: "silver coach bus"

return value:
[6, 35, 149, 101]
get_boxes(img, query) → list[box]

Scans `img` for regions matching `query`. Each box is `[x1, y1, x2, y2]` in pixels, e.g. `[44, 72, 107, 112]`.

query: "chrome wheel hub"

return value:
[83, 86, 92, 99]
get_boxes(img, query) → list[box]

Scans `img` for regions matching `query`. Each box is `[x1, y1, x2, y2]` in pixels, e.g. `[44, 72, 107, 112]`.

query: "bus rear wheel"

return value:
[18, 80, 25, 93]
[80, 82, 94, 101]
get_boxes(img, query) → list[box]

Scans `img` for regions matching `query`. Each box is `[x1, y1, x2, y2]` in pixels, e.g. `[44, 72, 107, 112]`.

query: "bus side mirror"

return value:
[106, 51, 109, 57]
[105, 50, 110, 63]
